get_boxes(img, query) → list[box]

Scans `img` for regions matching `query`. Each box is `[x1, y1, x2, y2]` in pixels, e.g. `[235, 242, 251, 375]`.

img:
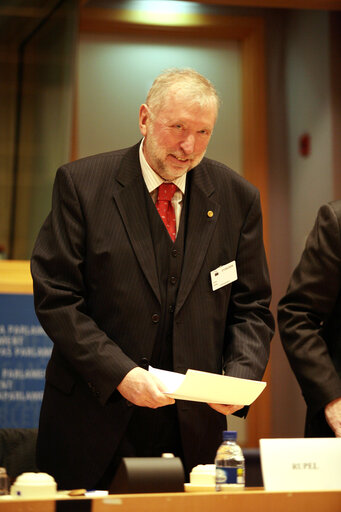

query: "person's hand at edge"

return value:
[325, 397, 341, 437]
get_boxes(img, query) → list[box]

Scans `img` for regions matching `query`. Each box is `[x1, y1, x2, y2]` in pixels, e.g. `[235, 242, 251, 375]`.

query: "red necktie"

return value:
[156, 183, 177, 242]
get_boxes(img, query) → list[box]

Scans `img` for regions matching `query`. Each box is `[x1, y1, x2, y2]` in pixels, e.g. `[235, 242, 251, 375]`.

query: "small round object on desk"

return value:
[10, 472, 57, 497]
[68, 488, 87, 496]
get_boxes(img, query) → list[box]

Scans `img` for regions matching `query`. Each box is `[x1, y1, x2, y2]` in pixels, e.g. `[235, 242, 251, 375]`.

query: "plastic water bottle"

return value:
[215, 431, 245, 491]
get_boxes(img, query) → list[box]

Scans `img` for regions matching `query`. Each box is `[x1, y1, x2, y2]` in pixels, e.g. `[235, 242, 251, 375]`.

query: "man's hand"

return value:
[325, 397, 341, 437]
[208, 403, 244, 415]
[117, 367, 175, 408]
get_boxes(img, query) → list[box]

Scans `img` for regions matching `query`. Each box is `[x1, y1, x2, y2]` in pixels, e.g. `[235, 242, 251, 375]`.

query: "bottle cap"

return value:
[222, 430, 237, 441]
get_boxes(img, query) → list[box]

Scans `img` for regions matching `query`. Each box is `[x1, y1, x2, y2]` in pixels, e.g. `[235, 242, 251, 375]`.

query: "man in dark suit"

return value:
[278, 201, 341, 438]
[31, 69, 274, 490]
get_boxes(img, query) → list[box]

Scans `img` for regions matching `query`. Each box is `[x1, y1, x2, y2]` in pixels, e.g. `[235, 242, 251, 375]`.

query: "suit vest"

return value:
[121, 184, 189, 461]
[144, 183, 188, 370]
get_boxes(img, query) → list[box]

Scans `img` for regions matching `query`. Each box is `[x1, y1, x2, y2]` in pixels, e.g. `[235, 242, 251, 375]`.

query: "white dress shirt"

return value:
[139, 139, 186, 235]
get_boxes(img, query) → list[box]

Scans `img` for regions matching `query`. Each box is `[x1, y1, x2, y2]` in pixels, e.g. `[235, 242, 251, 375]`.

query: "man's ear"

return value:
[139, 104, 150, 137]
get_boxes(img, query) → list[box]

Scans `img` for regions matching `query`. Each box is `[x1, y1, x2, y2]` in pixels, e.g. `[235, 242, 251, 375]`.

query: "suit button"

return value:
[171, 249, 178, 257]
[170, 276, 177, 285]
[140, 357, 149, 369]
[152, 314, 160, 323]
[168, 305, 175, 314]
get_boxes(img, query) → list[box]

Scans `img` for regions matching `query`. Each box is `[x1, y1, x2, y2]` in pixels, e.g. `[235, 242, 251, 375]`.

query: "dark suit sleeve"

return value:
[278, 203, 341, 416]
[223, 191, 274, 382]
[31, 166, 137, 406]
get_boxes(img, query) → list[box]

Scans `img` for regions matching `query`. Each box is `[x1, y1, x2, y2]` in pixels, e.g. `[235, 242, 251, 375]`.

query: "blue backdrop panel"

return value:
[0, 294, 52, 428]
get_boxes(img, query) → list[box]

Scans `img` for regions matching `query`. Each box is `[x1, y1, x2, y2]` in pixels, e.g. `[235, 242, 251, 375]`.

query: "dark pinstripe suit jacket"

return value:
[31, 142, 274, 489]
[278, 201, 341, 436]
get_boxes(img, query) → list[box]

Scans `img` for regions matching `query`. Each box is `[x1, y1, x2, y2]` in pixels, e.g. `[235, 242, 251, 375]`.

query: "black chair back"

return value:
[0, 428, 38, 484]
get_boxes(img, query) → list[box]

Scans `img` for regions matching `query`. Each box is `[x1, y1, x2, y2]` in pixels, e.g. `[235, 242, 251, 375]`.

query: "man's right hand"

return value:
[117, 367, 175, 408]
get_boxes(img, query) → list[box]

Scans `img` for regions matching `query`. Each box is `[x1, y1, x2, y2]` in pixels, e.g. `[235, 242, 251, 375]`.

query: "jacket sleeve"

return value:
[223, 190, 274, 382]
[278, 203, 341, 416]
[31, 165, 137, 406]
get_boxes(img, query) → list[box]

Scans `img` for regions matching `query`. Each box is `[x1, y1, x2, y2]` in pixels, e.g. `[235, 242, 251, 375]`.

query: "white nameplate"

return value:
[260, 438, 341, 491]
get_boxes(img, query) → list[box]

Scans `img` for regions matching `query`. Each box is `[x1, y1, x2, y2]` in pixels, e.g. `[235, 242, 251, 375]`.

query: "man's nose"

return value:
[180, 134, 195, 154]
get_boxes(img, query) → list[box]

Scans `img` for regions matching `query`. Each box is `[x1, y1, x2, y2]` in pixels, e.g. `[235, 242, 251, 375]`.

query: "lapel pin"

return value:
[207, 210, 214, 218]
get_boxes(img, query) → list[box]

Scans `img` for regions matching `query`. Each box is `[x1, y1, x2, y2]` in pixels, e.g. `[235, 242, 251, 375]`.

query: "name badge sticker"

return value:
[211, 261, 238, 291]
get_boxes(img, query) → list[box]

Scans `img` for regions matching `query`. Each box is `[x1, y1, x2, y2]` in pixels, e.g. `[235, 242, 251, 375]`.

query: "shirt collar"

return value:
[139, 139, 186, 195]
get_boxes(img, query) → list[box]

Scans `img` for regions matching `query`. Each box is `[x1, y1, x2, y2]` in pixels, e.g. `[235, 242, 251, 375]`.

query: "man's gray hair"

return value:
[146, 68, 220, 115]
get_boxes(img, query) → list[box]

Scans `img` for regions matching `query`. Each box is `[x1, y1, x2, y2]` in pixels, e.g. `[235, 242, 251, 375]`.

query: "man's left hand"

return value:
[325, 397, 341, 437]
[208, 403, 243, 415]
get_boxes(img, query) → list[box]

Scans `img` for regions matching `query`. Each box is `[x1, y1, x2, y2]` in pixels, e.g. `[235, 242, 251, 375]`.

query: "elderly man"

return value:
[31, 68, 274, 490]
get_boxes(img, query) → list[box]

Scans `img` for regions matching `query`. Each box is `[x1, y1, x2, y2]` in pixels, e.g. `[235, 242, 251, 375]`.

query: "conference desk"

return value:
[0, 489, 340, 512]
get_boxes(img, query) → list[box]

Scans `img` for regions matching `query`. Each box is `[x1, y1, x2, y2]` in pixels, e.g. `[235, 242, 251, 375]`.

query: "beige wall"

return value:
[286, 10, 333, 267]
[268, 9, 336, 437]
[77, 32, 243, 174]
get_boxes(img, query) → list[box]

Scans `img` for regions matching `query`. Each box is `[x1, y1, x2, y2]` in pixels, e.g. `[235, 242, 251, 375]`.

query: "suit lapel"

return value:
[112, 144, 161, 303]
[111, 148, 220, 309]
[176, 162, 220, 314]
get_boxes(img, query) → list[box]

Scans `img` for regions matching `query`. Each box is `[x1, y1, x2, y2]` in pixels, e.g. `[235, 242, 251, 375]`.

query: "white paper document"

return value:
[149, 366, 266, 405]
